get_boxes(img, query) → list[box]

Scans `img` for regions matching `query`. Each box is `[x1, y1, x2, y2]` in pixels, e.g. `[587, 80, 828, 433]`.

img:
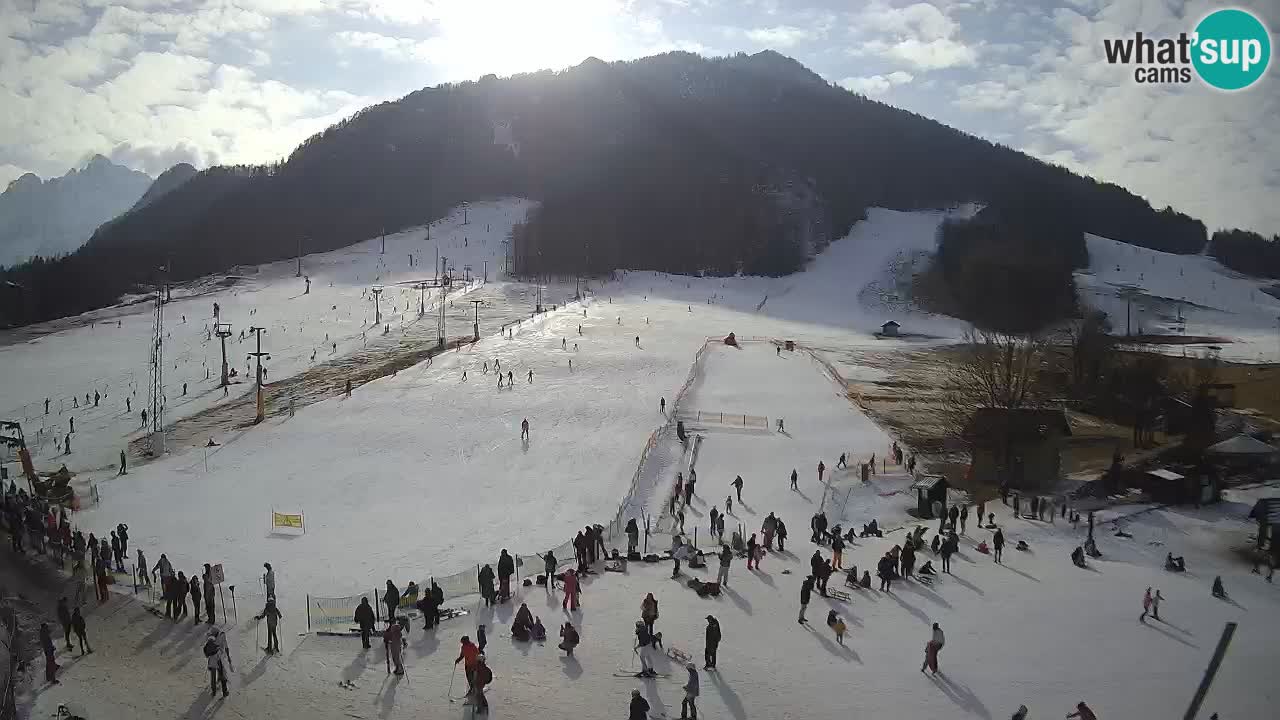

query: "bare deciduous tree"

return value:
[944, 328, 1049, 425]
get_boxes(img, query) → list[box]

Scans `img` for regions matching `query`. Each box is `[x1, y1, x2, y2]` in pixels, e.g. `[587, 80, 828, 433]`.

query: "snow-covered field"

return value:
[8, 198, 1280, 719]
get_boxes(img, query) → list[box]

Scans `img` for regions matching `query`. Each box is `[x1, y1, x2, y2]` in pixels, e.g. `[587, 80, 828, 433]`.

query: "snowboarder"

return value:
[521, 418, 529, 441]
[383, 616, 405, 675]
[798, 575, 814, 623]
[256, 594, 284, 650]
[681, 662, 700, 719]
[71, 607, 91, 654]
[704, 615, 720, 669]
[355, 597, 376, 648]
[731, 475, 744, 503]
[921, 622, 944, 673]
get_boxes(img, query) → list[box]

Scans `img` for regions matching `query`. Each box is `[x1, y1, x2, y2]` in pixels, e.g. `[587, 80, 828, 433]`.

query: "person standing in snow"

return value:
[478, 565, 495, 607]
[660, 397, 666, 413]
[831, 533, 845, 570]
[497, 550, 515, 602]
[993, 528, 1005, 564]
[71, 607, 91, 654]
[746, 533, 759, 571]
[960, 504, 969, 534]
[703, 615, 721, 670]
[455, 635, 481, 696]
[521, 418, 530, 441]
[790, 468, 798, 491]
[472, 654, 493, 712]
[798, 575, 814, 624]
[39, 623, 58, 685]
[921, 622, 944, 673]
[681, 662, 700, 719]
[539, 549, 558, 590]
[731, 475, 744, 503]
[640, 592, 659, 636]
[717, 545, 732, 586]
[204, 628, 230, 697]
[777, 518, 788, 551]
[190, 573, 203, 624]
[255, 598, 283, 654]
[562, 568, 580, 610]
[629, 689, 651, 719]
[633, 620, 658, 678]
[626, 519, 640, 555]
[263, 562, 276, 599]
[837, 453, 847, 470]
[56, 597, 73, 650]
[202, 565, 215, 624]
[175, 571, 190, 619]
[384, 579, 401, 619]
[817, 460, 825, 484]
[119, 449, 127, 476]
[355, 597, 377, 648]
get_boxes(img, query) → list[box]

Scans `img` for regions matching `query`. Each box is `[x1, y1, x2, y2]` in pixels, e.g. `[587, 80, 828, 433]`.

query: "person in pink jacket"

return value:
[562, 569, 580, 611]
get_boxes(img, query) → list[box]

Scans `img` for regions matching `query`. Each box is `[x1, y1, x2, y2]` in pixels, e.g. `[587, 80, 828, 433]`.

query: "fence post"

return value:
[307, 594, 312, 631]
[375, 589, 381, 622]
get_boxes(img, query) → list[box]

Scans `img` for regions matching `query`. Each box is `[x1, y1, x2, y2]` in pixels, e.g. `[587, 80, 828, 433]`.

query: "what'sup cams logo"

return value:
[1103, 8, 1271, 90]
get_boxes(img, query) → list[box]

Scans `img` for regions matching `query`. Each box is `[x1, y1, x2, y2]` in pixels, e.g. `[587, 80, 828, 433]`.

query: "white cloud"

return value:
[952, 79, 1019, 109]
[0, 163, 33, 188]
[851, 0, 980, 70]
[743, 25, 816, 48]
[839, 71, 914, 96]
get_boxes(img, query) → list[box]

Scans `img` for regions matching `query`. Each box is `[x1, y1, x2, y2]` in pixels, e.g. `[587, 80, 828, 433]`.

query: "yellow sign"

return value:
[272, 512, 304, 529]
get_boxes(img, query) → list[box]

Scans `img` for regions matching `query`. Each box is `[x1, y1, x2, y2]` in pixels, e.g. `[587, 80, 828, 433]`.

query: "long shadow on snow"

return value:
[709, 671, 748, 720]
[896, 577, 953, 609]
[886, 588, 932, 626]
[931, 673, 992, 720]
[804, 623, 861, 663]
[1141, 619, 1199, 649]
[719, 586, 752, 615]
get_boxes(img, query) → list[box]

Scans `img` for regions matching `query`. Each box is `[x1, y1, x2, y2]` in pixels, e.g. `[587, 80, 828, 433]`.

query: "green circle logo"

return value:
[1192, 8, 1270, 90]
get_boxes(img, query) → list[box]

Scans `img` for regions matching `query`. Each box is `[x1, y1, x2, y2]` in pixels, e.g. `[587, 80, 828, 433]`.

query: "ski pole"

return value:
[447, 662, 457, 698]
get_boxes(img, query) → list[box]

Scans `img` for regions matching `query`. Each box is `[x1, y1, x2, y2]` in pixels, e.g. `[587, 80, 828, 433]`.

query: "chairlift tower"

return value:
[215, 322, 233, 386]
[146, 265, 168, 455]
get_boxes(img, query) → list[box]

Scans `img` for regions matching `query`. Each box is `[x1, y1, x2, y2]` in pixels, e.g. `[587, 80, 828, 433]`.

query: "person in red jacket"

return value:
[562, 569, 580, 611]
[455, 635, 480, 696]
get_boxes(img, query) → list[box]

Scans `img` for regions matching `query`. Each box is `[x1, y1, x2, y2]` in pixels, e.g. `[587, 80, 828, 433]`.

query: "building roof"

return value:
[962, 408, 1072, 446]
[881, 320, 900, 328]
[1145, 468, 1184, 482]
[1206, 434, 1277, 456]
[910, 475, 947, 492]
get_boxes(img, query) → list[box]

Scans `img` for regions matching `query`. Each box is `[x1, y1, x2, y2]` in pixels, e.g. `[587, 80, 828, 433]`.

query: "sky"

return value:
[0, 0, 1276, 237]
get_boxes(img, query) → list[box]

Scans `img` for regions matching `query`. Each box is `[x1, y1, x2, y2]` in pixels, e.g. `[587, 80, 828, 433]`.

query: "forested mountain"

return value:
[1, 51, 1214, 326]
[0, 156, 151, 270]
[129, 163, 198, 212]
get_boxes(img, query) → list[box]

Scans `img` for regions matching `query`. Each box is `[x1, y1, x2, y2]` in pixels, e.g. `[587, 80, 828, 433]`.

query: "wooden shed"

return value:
[880, 320, 900, 337]
[911, 474, 949, 518]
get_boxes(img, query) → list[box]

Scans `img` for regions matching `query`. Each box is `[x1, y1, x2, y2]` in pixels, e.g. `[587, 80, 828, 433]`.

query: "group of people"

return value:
[149, 553, 220, 626]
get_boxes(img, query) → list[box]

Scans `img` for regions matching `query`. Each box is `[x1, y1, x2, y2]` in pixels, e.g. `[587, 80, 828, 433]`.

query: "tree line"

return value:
[0, 51, 1231, 327]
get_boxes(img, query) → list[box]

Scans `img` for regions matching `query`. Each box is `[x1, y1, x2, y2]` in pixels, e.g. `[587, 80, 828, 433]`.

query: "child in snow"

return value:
[826, 610, 847, 645]
[559, 622, 580, 655]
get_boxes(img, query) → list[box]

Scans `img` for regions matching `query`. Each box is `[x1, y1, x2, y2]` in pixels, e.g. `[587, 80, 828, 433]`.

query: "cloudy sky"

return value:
[1, 0, 1276, 236]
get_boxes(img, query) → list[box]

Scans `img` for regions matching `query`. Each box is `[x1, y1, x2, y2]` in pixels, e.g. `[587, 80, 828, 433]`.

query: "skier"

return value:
[255, 598, 283, 653]
[731, 475, 744, 503]
[993, 528, 1005, 564]
[455, 635, 481, 697]
[681, 662, 700, 719]
[798, 575, 814, 623]
[704, 615, 720, 669]
[384, 579, 401, 620]
[71, 607, 91, 654]
[354, 597, 376, 648]
[629, 689, 651, 720]
[383, 615, 405, 675]
[497, 549, 515, 601]
[204, 629, 229, 697]
[921, 622, 944, 673]
[634, 620, 657, 678]
[790, 468, 798, 491]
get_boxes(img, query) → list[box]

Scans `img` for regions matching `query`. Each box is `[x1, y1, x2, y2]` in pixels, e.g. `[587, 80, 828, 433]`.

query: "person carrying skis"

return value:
[558, 621, 580, 655]
[630, 689, 651, 720]
[704, 616, 721, 669]
[384, 615, 405, 675]
[355, 597, 377, 648]
[681, 662, 700, 719]
[255, 598, 283, 654]
[497, 550, 515, 602]
[921, 622, 944, 673]
[634, 621, 657, 677]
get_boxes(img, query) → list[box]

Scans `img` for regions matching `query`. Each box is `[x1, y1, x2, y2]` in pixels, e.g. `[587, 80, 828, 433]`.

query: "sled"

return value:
[666, 646, 693, 664]
[824, 589, 852, 602]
